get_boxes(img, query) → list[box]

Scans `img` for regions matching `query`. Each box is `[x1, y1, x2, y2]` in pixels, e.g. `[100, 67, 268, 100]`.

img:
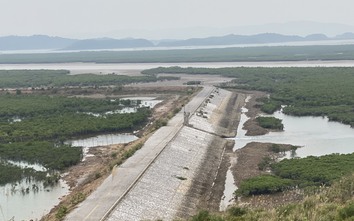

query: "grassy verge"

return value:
[190, 173, 354, 221]
[236, 153, 354, 197]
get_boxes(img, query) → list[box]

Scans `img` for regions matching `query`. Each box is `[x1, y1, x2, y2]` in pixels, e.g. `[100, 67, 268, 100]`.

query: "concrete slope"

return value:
[65, 86, 214, 221]
[106, 88, 236, 220]
[107, 126, 216, 221]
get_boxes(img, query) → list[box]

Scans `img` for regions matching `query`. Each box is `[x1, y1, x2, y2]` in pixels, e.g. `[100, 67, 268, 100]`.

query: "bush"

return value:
[271, 153, 354, 186]
[70, 192, 86, 205]
[190, 210, 224, 221]
[258, 156, 273, 171]
[337, 202, 354, 220]
[236, 175, 294, 196]
[228, 207, 247, 217]
[260, 100, 281, 114]
[55, 206, 68, 220]
[256, 116, 284, 130]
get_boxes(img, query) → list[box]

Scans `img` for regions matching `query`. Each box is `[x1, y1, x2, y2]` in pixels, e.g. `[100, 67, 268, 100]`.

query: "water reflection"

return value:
[0, 179, 68, 221]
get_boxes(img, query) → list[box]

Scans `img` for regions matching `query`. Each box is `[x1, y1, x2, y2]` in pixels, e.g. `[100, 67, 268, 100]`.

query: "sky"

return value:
[1, 0, 354, 39]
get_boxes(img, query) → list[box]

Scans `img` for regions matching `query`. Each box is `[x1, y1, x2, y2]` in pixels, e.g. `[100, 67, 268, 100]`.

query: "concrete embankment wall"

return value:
[108, 126, 218, 221]
[107, 88, 242, 221]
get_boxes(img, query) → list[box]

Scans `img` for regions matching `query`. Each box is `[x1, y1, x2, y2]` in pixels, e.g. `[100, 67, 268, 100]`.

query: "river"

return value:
[1, 60, 354, 75]
[1, 39, 354, 55]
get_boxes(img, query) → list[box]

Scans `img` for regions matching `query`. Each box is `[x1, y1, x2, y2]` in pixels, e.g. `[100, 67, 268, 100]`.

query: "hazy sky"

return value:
[1, 0, 354, 39]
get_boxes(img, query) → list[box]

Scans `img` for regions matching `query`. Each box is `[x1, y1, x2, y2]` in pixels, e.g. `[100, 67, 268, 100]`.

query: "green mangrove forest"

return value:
[0, 69, 157, 88]
[0, 70, 155, 187]
[144, 66, 354, 127]
[1, 44, 354, 63]
[237, 153, 354, 197]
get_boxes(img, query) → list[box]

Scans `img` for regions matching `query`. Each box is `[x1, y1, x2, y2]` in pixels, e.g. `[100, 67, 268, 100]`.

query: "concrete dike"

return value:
[65, 86, 242, 221]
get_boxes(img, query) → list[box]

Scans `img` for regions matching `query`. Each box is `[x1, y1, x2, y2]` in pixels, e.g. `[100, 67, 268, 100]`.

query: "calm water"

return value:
[234, 110, 354, 157]
[1, 60, 354, 74]
[85, 98, 162, 116]
[66, 133, 138, 160]
[220, 157, 238, 211]
[122, 97, 162, 109]
[0, 134, 138, 221]
[1, 39, 354, 54]
[221, 97, 354, 210]
[0, 180, 69, 221]
[6, 160, 47, 172]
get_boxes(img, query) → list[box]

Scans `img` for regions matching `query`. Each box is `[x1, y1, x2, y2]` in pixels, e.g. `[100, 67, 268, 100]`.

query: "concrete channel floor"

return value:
[65, 86, 214, 221]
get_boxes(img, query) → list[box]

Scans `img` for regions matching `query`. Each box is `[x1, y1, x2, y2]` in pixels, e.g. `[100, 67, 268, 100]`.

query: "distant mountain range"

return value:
[157, 33, 354, 47]
[1, 33, 354, 51]
[0, 35, 76, 50]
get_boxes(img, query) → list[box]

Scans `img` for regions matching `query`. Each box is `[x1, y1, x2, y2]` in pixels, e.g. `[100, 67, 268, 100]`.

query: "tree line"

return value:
[145, 66, 354, 127]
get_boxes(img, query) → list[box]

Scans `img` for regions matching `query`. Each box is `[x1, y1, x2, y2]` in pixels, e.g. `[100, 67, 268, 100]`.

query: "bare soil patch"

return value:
[232, 142, 304, 209]
[242, 91, 269, 136]
[230, 90, 304, 209]
[232, 142, 296, 187]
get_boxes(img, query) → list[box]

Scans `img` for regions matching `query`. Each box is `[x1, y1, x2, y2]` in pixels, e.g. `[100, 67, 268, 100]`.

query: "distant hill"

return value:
[62, 38, 154, 50]
[0, 35, 76, 50]
[1, 32, 354, 51]
[335, 32, 354, 40]
[157, 33, 354, 47]
[157, 33, 302, 47]
[304, 34, 329, 41]
[0, 36, 154, 51]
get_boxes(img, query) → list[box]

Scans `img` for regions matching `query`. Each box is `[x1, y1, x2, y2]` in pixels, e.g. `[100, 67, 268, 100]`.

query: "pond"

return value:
[84, 97, 162, 116]
[122, 97, 162, 109]
[66, 133, 138, 160]
[221, 96, 354, 210]
[234, 109, 354, 158]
